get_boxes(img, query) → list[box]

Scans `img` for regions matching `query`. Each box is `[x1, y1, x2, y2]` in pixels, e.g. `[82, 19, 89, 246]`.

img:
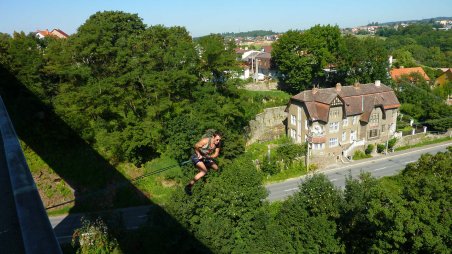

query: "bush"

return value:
[261, 156, 280, 175]
[353, 150, 371, 160]
[377, 144, 386, 153]
[72, 217, 121, 254]
[365, 144, 374, 155]
[388, 138, 397, 150]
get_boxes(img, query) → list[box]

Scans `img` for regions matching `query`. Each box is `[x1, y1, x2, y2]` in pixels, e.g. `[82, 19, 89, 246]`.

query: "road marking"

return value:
[374, 167, 386, 171]
[284, 187, 298, 192]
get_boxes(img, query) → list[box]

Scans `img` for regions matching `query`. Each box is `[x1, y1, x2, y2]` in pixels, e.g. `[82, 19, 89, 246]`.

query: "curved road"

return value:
[50, 141, 451, 243]
[266, 141, 451, 202]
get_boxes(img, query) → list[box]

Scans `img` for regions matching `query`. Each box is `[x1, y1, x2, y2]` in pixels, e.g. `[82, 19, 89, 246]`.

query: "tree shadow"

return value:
[0, 65, 210, 253]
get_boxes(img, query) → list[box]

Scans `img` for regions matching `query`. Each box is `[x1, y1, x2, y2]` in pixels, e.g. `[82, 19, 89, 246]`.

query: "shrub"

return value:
[388, 138, 397, 150]
[72, 217, 121, 254]
[261, 156, 280, 175]
[365, 144, 374, 155]
[353, 150, 371, 160]
[377, 144, 386, 153]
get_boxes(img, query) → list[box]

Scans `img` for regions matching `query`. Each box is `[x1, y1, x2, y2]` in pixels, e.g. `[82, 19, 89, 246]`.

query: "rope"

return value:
[45, 159, 191, 210]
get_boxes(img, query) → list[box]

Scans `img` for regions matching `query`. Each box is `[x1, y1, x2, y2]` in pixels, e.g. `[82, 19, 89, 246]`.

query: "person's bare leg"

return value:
[188, 162, 208, 187]
[210, 163, 218, 172]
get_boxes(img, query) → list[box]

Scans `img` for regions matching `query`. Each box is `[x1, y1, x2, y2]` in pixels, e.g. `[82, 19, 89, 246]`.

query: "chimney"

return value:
[312, 86, 318, 94]
[335, 82, 342, 91]
[375, 80, 381, 86]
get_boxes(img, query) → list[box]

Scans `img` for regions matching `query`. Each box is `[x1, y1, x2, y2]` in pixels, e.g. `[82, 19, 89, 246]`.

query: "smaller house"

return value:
[262, 45, 272, 53]
[240, 50, 275, 80]
[434, 68, 452, 87]
[390, 67, 430, 82]
[35, 29, 69, 39]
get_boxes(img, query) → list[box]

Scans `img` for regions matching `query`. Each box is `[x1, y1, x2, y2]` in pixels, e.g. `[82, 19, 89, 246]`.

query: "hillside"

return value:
[370, 16, 452, 26]
[221, 30, 279, 38]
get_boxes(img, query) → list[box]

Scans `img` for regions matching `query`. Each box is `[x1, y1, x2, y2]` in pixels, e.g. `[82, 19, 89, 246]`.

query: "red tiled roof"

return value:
[262, 45, 272, 53]
[235, 48, 247, 54]
[36, 29, 50, 36]
[51, 29, 69, 38]
[290, 83, 400, 123]
[390, 67, 430, 81]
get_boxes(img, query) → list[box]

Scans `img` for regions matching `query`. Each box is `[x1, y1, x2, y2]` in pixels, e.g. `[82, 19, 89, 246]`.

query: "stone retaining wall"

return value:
[246, 106, 287, 146]
[242, 82, 278, 91]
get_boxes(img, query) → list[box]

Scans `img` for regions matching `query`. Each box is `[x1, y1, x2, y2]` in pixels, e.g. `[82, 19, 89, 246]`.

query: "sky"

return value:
[1, 0, 451, 37]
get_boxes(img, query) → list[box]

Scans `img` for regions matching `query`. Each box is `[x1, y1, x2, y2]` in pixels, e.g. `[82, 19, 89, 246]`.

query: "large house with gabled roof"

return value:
[286, 81, 400, 159]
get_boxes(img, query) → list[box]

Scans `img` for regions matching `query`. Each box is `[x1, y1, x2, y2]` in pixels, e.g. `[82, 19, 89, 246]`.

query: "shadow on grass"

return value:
[0, 65, 210, 253]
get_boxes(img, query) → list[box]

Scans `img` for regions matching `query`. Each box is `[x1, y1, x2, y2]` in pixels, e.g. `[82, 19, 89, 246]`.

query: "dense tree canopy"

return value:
[1, 11, 451, 253]
[272, 25, 344, 93]
[272, 25, 391, 93]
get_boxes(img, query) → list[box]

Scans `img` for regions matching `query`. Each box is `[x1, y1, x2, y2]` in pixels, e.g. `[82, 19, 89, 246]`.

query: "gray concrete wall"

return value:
[246, 106, 287, 145]
[394, 129, 452, 148]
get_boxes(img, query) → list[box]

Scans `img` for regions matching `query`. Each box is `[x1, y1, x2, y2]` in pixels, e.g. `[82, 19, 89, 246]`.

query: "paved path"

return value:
[266, 141, 451, 202]
[50, 141, 451, 243]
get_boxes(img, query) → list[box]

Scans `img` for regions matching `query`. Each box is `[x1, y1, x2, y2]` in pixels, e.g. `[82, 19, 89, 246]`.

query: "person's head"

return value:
[212, 131, 222, 145]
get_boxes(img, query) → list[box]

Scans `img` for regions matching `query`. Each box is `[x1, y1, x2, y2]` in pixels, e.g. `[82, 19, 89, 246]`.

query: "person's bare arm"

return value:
[209, 147, 220, 159]
[194, 138, 209, 158]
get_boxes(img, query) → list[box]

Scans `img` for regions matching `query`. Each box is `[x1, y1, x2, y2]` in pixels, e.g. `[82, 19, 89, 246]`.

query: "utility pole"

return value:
[306, 133, 311, 171]
[306, 141, 310, 171]
[254, 57, 259, 82]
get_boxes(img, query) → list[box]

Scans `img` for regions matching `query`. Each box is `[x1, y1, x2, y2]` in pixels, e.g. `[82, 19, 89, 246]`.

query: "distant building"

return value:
[390, 67, 430, 82]
[434, 68, 452, 87]
[35, 29, 69, 39]
[286, 81, 400, 159]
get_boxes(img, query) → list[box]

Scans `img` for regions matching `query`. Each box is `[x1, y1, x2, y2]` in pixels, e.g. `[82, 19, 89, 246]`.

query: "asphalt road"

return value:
[266, 141, 452, 202]
[50, 205, 153, 244]
[49, 141, 451, 243]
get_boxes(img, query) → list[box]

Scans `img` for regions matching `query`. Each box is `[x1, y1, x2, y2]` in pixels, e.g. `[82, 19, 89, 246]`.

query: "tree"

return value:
[197, 34, 239, 89]
[6, 32, 47, 100]
[340, 173, 381, 253]
[338, 35, 390, 85]
[70, 11, 146, 78]
[168, 154, 267, 253]
[272, 25, 343, 93]
[0, 33, 11, 67]
[275, 174, 344, 252]
[392, 48, 417, 68]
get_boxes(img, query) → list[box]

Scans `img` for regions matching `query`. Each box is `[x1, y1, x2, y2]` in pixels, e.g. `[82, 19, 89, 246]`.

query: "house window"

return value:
[329, 138, 338, 147]
[329, 108, 340, 118]
[290, 129, 297, 139]
[350, 130, 357, 142]
[343, 118, 348, 126]
[291, 114, 296, 125]
[369, 113, 379, 127]
[329, 122, 339, 133]
[342, 131, 347, 142]
[368, 129, 379, 138]
[381, 124, 386, 133]
[313, 143, 324, 150]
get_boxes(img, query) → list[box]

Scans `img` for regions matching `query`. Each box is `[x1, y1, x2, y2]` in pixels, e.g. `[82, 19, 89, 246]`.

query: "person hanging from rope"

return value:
[184, 130, 222, 195]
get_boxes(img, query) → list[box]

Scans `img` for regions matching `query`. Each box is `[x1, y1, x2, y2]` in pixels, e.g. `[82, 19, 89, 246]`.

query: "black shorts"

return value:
[191, 154, 215, 168]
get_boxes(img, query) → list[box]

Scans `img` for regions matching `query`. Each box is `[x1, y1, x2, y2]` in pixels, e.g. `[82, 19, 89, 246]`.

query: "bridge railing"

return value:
[0, 97, 62, 253]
